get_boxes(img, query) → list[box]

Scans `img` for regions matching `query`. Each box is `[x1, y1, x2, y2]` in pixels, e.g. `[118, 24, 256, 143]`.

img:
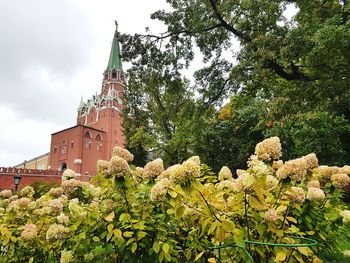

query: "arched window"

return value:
[96, 134, 102, 141]
[59, 162, 67, 171]
[84, 131, 92, 138]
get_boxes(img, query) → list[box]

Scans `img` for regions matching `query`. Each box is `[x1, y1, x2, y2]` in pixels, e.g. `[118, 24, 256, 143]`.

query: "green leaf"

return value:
[131, 242, 137, 253]
[234, 236, 245, 248]
[175, 206, 185, 219]
[114, 228, 122, 239]
[162, 243, 170, 254]
[123, 231, 133, 238]
[153, 241, 160, 254]
[107, 224, 114, 233]
[276, 250, 286, 261]
[137, 231, 147, 240]
[243, 174, 255, 188]
[194, 251, 204, 261]
[168, 190, 177, 198]
[105, 211, 115, 222]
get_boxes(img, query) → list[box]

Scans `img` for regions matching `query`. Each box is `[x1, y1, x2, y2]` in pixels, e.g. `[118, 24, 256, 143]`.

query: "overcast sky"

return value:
[0, 0, 166, 167]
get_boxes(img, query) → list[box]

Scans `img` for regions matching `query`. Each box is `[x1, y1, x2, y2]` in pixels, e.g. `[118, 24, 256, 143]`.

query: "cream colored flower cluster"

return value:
[265, 175, 279, 191]
[0, 190, 12, 199]
[150, 178, 172, 201]
[143, 158, 164, 180]
[150, 157, 201, 201]
[61, 179, 82, 195]
[21, 223, 38, 240]
[46, 199, 64, 214]
[306, 187, 325, 201]
[69, 198, 87, 219]
[62, 169, 77, 181]
[9, 195, 18, 202]
[20, 186, 35, 197]
[49, 187, 64, 198]
[218, 166, 233, 181]
[276, 154, 319, 181]
[340, 165, 350, 175]
[248, 157, 271, 177]
[46, 224, 69, 242]
[313, 165, 340, 178]
[331, 173, 350, 188]
[255, 137, 282, 161]
[60, 250, 74, 263]
[217, 180, 236, 192]
[108, 156, 131, 178]
[303, 153, 319, 170]
[158, 164, 181, 180]
[97, 160, 110, 174]
[276, 157, 308, 181]
[308, 180, 320, 188]
[112, 146, 134, 162]
[265, 208, 279, 221]
[57, 213, 70, 225]
[288, 187, 306, 203]
[9, 197, 31, 211]
[169, 159, 201, 185]
[340, 210, 350, 224]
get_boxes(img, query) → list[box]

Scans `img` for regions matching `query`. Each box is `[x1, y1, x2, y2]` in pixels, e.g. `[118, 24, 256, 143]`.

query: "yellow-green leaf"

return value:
[92, 236, 100, 242]
[137, 231, 147, 240]
[221, 220, 234, 232]
[107, 224, 114, 233]
[114, 228, 122, 239]
[276, 251, 286, 261]
[176, 206, 185, 219]
[123, 231, 133, 238]
[162, 243, 170, 254]
[105, 211, 115, 222]
[250, 196, 264, 211]
[208, 258, 217, 263]
[194, 251, 205, 262]
[243, 174, 255, 188]
[297, 247, 313, 256]
[153, 241, 160, 254]
[287, 216, 297, 224]
[131, 242, 137, 253]
[168, 190, 177, 198]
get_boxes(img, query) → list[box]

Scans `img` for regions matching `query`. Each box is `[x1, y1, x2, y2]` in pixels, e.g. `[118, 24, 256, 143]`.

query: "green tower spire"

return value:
[107, 20, 123, 70]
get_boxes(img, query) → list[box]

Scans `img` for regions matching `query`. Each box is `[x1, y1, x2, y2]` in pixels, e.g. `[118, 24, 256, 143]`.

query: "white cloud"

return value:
[0, 0, 166, 166]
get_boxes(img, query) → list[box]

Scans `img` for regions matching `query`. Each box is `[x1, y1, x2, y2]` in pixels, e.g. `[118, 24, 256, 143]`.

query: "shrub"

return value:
[0, 142, 350, 262]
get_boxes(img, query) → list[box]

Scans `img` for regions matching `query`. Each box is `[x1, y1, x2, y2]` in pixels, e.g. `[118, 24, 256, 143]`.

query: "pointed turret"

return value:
[107, 20, 123, 71]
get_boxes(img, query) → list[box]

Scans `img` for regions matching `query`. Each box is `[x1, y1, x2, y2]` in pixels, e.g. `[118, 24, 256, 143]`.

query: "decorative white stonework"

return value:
[74, 159, 82, 164]
[77, 84, 124, 118]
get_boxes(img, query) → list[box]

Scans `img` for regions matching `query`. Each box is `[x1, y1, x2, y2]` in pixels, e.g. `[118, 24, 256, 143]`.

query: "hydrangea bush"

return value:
[1, 137, 350, 262]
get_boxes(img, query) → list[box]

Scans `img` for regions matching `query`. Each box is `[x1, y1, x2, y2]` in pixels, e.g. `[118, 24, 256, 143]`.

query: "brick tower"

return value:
[49, 21, 126, 175]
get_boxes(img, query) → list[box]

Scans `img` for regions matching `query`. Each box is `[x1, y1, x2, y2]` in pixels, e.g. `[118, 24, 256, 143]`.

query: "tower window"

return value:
[97, 144, 102, 151]
[54, 146, 58, 154]
[84, 131, 92, 138]
[71, 141, 75, 148]
[96, 134, 102, 141]
[112, 72, 117, 78]
[85, 141, 91, 149]
[61, 146, 66, 154]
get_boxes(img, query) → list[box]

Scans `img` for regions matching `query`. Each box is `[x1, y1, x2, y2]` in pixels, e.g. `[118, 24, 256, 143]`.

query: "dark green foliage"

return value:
[120, 0, 350, 170]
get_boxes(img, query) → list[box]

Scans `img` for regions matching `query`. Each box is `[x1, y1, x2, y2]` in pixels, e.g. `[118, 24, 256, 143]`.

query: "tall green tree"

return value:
[121, 0, 350, 168]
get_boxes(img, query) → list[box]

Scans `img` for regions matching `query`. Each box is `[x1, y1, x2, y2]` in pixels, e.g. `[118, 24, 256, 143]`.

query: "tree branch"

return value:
[208, 0, 252, 42]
